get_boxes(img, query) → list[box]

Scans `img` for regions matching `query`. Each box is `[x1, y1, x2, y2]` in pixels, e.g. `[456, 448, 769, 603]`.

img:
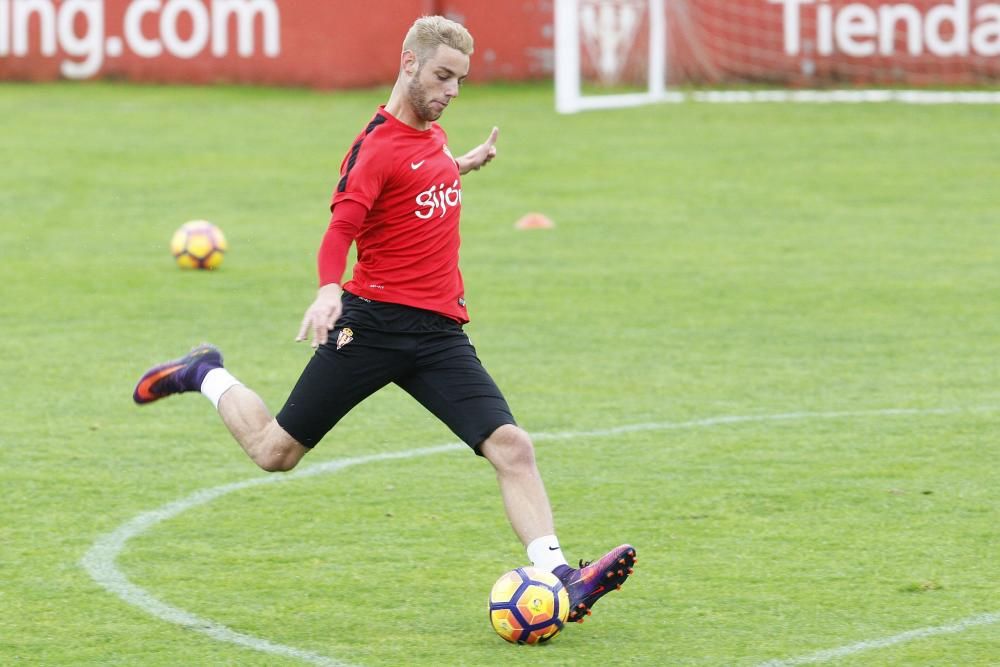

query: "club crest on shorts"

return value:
[336, 327, 354, 350]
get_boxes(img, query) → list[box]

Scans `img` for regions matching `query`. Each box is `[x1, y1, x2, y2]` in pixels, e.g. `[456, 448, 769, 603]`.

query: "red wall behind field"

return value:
[0, 0, 554, 87]
[1, 1, 997, 88]
[666, 0, 1000, 86]
[437, 1, 554, 81]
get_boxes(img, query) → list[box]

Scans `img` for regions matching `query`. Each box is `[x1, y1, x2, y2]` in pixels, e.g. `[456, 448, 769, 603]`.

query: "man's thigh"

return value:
[276, 326, 410, 448]
[396, 331, 515, 453]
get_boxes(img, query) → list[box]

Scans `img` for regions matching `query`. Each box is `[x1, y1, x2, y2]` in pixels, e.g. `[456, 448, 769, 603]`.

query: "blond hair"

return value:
[402, 15, 474, 64]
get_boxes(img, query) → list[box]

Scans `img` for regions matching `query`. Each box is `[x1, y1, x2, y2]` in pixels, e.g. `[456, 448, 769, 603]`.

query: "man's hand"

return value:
[456, 126, 498, 175]
[296, 283, 343, 348]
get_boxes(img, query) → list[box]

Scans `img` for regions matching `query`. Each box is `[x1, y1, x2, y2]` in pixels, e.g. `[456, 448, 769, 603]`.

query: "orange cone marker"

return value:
[514, 213, 555, 230]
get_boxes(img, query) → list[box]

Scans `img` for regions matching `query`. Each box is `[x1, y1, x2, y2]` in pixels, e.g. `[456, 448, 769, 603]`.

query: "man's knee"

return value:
[254, 447, 300, 472]
[252, 423, 308, 472]
[481, 424, 536, 473]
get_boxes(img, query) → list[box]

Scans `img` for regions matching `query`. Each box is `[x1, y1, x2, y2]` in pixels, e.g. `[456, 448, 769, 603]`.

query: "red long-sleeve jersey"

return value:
[319, 106, 469, 323]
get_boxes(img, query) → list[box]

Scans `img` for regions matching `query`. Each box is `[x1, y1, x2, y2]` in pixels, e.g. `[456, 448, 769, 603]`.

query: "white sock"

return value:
[526, 535, 569, 572]
[200, 367, 242, 410]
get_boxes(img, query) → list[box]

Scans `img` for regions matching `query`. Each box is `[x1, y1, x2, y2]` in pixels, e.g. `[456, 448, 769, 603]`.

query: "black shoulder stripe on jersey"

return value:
[337, 114, 388, 193]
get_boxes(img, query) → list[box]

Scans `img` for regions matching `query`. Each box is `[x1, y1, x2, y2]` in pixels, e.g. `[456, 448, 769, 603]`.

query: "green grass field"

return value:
[1, 82, 998, 666]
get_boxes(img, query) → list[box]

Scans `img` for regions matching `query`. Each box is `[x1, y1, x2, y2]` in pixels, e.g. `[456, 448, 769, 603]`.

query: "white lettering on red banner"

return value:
[0, 0, 281, 78]
[768, 0, 1000, 57]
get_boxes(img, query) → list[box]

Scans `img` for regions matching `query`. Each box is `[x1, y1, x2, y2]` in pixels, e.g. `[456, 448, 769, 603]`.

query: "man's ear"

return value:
[401, 49, 418, 77]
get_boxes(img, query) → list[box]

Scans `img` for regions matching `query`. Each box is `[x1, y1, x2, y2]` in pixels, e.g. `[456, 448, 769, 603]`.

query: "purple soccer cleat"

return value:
[133, 344, 223, 404]
[556, 544, 636, 623]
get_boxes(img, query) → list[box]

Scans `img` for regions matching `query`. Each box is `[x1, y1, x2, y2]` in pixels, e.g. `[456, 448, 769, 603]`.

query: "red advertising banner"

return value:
[668, 0, 1000, 85]
[0, 0, 554, 87]
[1, 1, 997, 87]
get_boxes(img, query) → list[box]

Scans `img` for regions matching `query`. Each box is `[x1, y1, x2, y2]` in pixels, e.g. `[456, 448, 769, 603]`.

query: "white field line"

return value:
[81, 406, 998, 665]
[686, 90, 1000, 105]
[80, 444, 461, 667]
[577, 89, 1000, 108]
[756, 612, 1000, 667]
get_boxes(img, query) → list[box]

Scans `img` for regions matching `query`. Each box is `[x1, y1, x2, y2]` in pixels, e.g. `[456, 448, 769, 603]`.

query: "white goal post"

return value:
[555, 0, 676, 113]
[554, 0, 1000, 111]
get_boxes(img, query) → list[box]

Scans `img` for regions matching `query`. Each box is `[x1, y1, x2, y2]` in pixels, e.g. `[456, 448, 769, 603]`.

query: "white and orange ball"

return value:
[170, 220, 227, 270]
[488, 566, 569, 644]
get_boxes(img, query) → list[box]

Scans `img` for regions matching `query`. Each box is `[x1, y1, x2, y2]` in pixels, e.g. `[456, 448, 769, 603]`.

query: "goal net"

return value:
[555, 0, 674, 112]
[555, 0, 1000, 112]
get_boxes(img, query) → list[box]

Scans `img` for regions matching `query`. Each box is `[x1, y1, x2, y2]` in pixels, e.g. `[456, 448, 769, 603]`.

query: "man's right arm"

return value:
[295, 199, 368, 348]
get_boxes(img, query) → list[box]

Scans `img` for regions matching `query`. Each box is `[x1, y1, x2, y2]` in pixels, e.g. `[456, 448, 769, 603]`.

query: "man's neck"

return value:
[385, 84, 429, 131]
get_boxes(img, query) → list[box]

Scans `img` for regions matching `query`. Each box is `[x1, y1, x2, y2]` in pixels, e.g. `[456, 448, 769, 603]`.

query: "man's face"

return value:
[406, 45, 470, 122]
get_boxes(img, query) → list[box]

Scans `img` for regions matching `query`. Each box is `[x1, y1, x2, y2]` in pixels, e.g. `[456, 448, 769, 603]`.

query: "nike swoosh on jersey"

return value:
[410, 160, 425, 170]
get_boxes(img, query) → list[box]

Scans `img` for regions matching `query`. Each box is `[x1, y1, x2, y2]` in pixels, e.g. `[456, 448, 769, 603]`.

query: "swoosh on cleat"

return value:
[134, 364, 184, 402]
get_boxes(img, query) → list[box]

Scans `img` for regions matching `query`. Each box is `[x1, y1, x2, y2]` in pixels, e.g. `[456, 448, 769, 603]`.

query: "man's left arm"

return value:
[456, 126, 499, 175]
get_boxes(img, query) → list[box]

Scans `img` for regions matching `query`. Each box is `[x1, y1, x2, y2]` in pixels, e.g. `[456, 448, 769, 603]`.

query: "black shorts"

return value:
[276, 292, 515, 452]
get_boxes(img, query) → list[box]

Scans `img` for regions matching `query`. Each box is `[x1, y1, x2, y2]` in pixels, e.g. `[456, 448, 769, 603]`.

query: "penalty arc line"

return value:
[755, 611, 1000, 667]
[81, 406, 999, 666]
[79, 445, 460, 667]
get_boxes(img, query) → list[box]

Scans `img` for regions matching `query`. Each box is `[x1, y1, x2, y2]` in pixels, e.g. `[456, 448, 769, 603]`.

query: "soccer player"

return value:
[133, 15, 634, 624]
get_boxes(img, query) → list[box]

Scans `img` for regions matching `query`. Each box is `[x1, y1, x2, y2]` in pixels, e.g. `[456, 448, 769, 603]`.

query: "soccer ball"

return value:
[170, 220, 227, 269]
[488, 566, 569, 644]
